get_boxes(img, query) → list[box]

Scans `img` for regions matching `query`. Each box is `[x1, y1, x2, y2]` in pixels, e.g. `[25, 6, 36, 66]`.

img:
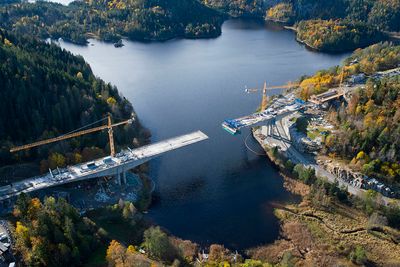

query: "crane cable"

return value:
[244, 132, 267, 156]
[59, 117, 108, 137]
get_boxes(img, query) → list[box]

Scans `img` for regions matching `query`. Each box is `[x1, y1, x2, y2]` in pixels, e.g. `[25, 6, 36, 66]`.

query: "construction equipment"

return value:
[339, 67, 345, 94]
[10, 114, 134, 157]
[309, 68, 346, 105]
[245, 81, 299, 111]
[244, 81, 298, 93]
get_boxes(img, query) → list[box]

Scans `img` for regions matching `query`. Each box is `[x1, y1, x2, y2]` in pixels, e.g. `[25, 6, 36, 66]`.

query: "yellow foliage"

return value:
[106, 240, 125, 266]
[356, 151, 365, 160]
[381, 164, 396, 178]
[107, 97, 117, 105]
[364, 99, 375, 113]
[324, 135, 335, 148]
[73, 152, 82, 164]
[266, 3, 292, 22]
[4, 38, 12, 46]
[30, 198, 41, 209]
[107, 0, 126, 9]
[126, 245, 136, 254]
[355, 105, 363, 115]
[16, 221, 29, 239]
[27, 198, 42, 219]
[376, 115, 386, 127]
[48, 152, 66, 169]
[15, 221, 30, 248]
[363, 113, 374, 128]
[300, 73, 334, 98]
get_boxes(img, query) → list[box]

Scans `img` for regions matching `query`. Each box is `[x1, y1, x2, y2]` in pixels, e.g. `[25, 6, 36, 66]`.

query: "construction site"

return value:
[0, 114, 208, 210]
[222, 71, 398, 201]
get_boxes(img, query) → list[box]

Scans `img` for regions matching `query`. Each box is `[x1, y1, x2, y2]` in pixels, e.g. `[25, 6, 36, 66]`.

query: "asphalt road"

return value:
[256, 114, 398, 206]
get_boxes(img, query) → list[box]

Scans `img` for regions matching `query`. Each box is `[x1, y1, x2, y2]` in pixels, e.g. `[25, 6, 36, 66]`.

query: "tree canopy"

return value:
[0, 0, 223, 44]
[13, 194, 100, 266]
[0, 29, 145, 171]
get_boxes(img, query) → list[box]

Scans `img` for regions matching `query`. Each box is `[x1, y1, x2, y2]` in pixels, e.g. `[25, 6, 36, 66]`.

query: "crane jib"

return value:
[10, 115, 133, 155]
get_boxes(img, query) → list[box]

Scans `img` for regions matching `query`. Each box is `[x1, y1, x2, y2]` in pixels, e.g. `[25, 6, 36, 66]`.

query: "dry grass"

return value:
[248, 193, 400, 266]
[282, 175, 310, 197]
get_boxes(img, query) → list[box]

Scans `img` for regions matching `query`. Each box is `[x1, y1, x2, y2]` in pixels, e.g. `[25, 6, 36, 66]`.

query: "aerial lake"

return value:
[59, 19, 348, 250]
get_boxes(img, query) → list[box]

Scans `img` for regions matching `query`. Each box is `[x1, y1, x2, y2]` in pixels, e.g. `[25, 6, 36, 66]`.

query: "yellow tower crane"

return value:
[245, 81, 299, 111]
[10, 114, 134, 157]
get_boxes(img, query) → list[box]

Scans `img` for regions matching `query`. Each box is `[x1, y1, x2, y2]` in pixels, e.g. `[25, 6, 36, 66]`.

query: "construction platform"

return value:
[222, 93, 305, 134]
[0, 131, 208, 201]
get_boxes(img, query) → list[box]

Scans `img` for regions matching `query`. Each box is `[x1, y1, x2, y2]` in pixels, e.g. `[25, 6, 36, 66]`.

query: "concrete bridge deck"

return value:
[0, 131, 208, 201]
[222, 93, 305, 133]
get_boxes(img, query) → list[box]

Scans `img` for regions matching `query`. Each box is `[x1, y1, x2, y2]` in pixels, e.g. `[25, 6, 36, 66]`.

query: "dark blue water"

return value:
[59, 19, 348, 250]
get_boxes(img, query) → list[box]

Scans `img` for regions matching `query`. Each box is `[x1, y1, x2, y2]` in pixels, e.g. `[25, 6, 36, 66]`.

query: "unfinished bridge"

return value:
[222, 92, 305, 134]
[0, 131, 208, 202]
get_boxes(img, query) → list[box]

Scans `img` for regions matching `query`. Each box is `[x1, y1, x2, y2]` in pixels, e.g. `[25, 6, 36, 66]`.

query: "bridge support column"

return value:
[121, 172, 127, 185]
[115, 173, 121, 185]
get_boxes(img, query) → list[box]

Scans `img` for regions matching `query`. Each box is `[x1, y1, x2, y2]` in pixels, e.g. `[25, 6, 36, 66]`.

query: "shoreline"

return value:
[250, 130, 400, 266]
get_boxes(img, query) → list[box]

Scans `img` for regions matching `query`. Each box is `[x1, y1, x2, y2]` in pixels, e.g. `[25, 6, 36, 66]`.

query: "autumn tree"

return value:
[143, 226, 176, 262]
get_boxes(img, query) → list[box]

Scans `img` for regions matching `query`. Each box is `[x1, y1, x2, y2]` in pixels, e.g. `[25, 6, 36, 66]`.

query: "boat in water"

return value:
[222, 120, 240, 135]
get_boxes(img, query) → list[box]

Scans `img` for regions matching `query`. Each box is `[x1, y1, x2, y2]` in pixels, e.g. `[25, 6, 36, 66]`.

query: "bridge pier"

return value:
[121, 171, 127, 185]
[114, 171, 127, 185]
[0, 198, 12, 212]
[0, 131, 208, 202]
[115, 173, 121, 185]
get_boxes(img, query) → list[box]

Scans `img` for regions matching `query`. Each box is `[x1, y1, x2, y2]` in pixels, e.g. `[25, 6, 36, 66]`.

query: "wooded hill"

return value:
[267, 0, 400, 32]
[0, 29, 147, 172]
[266, 0, 400, 51]
[298, 42, 400, 186]
[0, 0, 224, 44]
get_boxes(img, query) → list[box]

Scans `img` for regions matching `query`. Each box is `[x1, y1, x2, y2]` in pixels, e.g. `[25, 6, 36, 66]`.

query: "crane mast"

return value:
[261, 81, 268, 112]
[108, 115, 116, 157]
[10, 114, 133, 157]
[245, 81, 299, 112]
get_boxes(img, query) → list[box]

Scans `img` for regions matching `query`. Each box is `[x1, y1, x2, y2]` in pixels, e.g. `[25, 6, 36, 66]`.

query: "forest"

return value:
[202, 0, 400, 52]
[267, 0, 400, 32]
[1, 0, 398, 51]
[13, 194, 100, 266]
[297, 43, 400, 186]
[0, 29, 146, 175]
[326, 74, 400, 186]
[296, 19, 385, 52]
[299, 42, 400, 98]
[0, 0, 224, 44]
[266, 0, 400, 51]
[203, 0, 264, 17]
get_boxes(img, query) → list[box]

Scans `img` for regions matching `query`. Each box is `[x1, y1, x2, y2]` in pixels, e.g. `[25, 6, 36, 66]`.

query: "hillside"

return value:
[0, 0, 224, 44]
[203, 0, 264, 17]
[266, 0, 400, 31]
[298, 42, 400, 187]
[0, 29, 147, 177]
[265, 0, 400, 51]
[296, 19, 385, 52]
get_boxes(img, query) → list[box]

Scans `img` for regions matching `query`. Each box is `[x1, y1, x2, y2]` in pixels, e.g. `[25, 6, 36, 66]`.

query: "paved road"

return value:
[256, 114, 398, 206]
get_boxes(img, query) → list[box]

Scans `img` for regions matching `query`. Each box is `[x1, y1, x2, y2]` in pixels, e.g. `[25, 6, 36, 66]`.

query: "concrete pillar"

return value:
[115, 173, 121, 185]
[121, 172, 127, 185]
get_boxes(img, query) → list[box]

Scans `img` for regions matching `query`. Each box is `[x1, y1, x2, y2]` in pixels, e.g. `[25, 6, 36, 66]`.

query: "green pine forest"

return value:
[0, 29, 148, 177]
